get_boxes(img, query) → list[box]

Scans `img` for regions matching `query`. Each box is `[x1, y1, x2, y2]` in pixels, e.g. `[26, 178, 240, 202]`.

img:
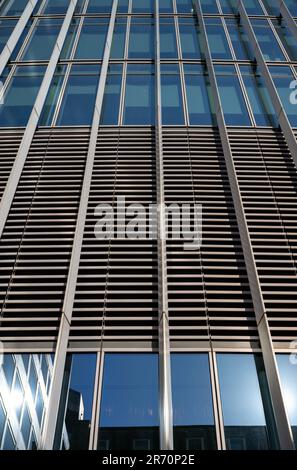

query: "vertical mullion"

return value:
[279, 0, 297, 42]
[40, 0, 118, 450]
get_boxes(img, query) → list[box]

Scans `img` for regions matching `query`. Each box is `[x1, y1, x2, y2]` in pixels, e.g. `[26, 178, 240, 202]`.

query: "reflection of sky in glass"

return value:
[276, 354, 297, 425]
[100, 354, 159, 427]
[171, 354, 214, 426]
[217, 354, 266, 426]
[69, 354, 97, 419]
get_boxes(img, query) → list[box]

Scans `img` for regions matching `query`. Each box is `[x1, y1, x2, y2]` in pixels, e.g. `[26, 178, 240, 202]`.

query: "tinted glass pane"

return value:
[39, 65, 65, 125]
[54, 354, 97, 450]
[215, 66, 251, 126]
[159, 0, 173, 13]
[161, 65, 184, 125]
[0, 66, 45, 127]
[284, 0, 297, 17]
[273, 21, 297, 61]
[21, 405, 31, 447]
[3, 425, 15, 450]
[261, 0, 279, 15]
[176, 0, 193, 13]
[21, 19, 62, 61]
[0, 0, 27, 16]
[75, 19, 108, 60]
[251, 20, 285, 61]
[129, 19, 154, 59]
[179, 17, 201, 59]
[99, 354, 159, 450]
[0, 400, 5, 438]
[60, 19, 79, 60]
[101, 65, 122, 125]
[269, 66, 297, 127]
[206, 23, 232, 60]
[242, 0, 263, 15]
[0, 19, 16, 54]
[217, 354, 270, 450]
[42, 0, 68, 14]
[124, 65, 155, 125]
[276, 354, 297, 446]
[110, 19, 126, 59]
[219, 0, 238, 14]
[57, 65, 99, 126]
[184, 64, 215, 125]
[117, 0, 129, 13]
[201, 0, 219, 13]
[132, 0, 154, 13]
[226, 20, 252, 61]
[87, 0, 113, 13]
[172, 354, 217, 450]
[160, 20, 178, 59]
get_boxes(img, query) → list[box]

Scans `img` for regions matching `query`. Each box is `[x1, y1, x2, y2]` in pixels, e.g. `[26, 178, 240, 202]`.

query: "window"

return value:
[205, 18, 232, 60]
[3, 424, 15, 450]
[21, 405, 32, 448]
[176, 0, 193, 13]
[261, 0, 279, 15]
[184, 64, 215, 125]
[117, 0, 129, 13]
[98, 354, 159, 450]
[178, 17, 201, 60]
[161, 64, 184, 125]
[273, 20, 297, 62]
[240, 65, 277, 127]
[128, 18, 154, 59]
[217, 354, 274, 450]
[276, 355, 297, 446]
[74, 18, 109, 60]
[0, 19, 17, 54]
[42, 0, 69, 15]
[123, 64, 155, 125]
[54, 354, 97, 450]
[87, 0, 113, 13]
[215, 65, 251, 126]
[201, 0, 219, 14]
[56, 65, 100, 126]
[0, 65, 46, 127]
[225, 18, 252, 61]
[101, 64, 122, 125]
[21, 19, 63, 61]
[251, 20, 285, 62]
[110, 18, 127, 59]
[0, 0, 28, 16]
[171, 354, 217, 450]
[132, 0, 154, 13]
[39, 65, 66, 126]
[2, 354, 15, 389]
[242, 0, 264, 15]
[284, 0, 297, 17]
[160, 18, 178, 59]
[269, 66, 297, 127]
[12, 372, 24, 420]
[60, 19, 79, 60]
[219, 0, 238, 14]
[159, 0, 173, 13]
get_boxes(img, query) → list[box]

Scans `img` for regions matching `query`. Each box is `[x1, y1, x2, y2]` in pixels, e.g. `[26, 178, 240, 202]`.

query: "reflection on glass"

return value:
[75, 18, 108, 60]
[217, 354, 273, 450]
[99, 354, 159, 450]
[0, 0, 28, 16]
[0, 354, 54, 449]
[39, 65, 66, 126]
[21, 19, 63, 61]
[54, 354, 97, 450]
[60, 19, 79, 60]
[219, 0, 238, 14]
[215, 65, 251, 126]
[56, 65, 100, 126]
[251, 19, 285, 62]
[0, 20, 17, 54]
[261, 0, 279, 15]
[179, 17, 201, 59]
[161, 64, 184, 125]
[176, 0, 193, 13]
[284, 0, 297, 17]
[184, 64, 215, 125]
[225, 19, 252, 61]
[276, 354, 297, 446]
[129, 18, 154, 59]
[159, 0, 173, 13]
[273, 20, 297, 62]
[101, 65, 122, 125]
[172, 354, 217, 450]
[124, 64, 155, 125]
[240, 65, 277, 127]
[201, 0, 219, 13]
[269, 66, 297, 127]
[0, 65, 46, 127]
[205, 19, 232, 60]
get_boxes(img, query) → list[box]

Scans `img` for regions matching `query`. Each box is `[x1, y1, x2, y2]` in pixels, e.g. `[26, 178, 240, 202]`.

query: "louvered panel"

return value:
[0, 129, 24, 200]
[0, 128, 89, 341]
[71, 128, 158, 341]
[163, 128, 256, 342]
[229, 128, 297, 341]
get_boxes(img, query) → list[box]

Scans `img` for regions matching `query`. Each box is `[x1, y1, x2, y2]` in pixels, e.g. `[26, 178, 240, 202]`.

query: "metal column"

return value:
[40, 0, 118, 450]
[194, 0, 295, 450]
[0, 0, 39, 76]
[238, 0, 297, 170]
[0, 0, 78, 239]
[278, 0, 297, 42]
[155, 0, 174, 451]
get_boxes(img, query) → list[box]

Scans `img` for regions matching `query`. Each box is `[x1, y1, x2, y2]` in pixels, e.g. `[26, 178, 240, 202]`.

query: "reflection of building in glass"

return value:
[0, 0, 297, 452]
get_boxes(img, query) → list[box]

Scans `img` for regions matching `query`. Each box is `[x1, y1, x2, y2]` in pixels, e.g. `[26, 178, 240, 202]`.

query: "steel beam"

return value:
[194, 0, 295, 450]
[0, 0, 78, 239]
[41, 0, 118, 450]
[0, 0, 38, 77]
[238, 0, 297, 170]
[279, 0, 297, 42]
[155, 0, 174, 451]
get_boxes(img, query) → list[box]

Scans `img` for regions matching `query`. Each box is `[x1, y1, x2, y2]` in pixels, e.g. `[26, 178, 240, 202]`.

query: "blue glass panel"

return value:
[0, 19, 17, 54]
[132, 0, 154, 13]
[159, 0, 173, 13]
[10, 21, 30, 61]
[261, 0, 279, 15]
[0, 65, 45, 127]
[101, 65, 122, 125]
[98, 354, 159, 450]
[225, 20, 252, 61]
[184, 64, 215, 125]
[201, 0, 219, 13]
[60, 19, 79, 60]
[21, 19, 63, 61]
[110, 19, 127, 59]
[3, 425, 15, 450]
[0, 400, 5, 440]
[57, 65, 100, 126]
[284, 0, 297, 17]
[87, 0, 113, 13]
[269, 66, 297, 127]
[179, 17, 201, 59]
[215, 66, 251, 126]
[21, 405, 31, 447]
[276, 354, 297, 446]
[124, 65, 155, 125]
[219, 0, 238, 13]
[240, 65, 277, 126]
[273, 20, 297, 61]
[0, 0, 27, 16]
[251, 20, 285, 61]
[160, 19, 178, 59]
[171, 354, 217, 450]
[217, 354, 270, 450]
[242, 0, 264, 15]
[117, 0, 129, 13]
[206, 23, 232, 60]
[161, 65, 184, 125]
[75, 19, 108, 60]
[2, 355, 14, 389]
[129, 19, 154, 59]
[42, 0, 69, 14]
[39, 65, 66, 126]
[176, 0, 193, 13]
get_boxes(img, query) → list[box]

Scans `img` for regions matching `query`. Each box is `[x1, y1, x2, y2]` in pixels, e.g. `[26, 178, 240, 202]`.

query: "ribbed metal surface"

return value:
[0, 129, 24, 200]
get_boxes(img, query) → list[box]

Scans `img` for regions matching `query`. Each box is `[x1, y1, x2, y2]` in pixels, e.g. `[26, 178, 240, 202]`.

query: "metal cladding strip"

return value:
[41, 0, 118, 450]
[155, 0, 174, 451]
[194, 0, 295, 450]
[279, 0, 297, 42]
[238, 0, 297, 170]
[0, 0, 78, 239]
[0, 0, 38, 76]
